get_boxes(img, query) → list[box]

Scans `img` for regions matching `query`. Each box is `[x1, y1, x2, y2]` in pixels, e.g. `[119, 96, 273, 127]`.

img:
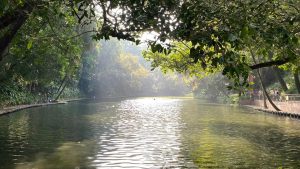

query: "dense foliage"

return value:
[0, 0, 299, 106]
[0, 1, 84, 106]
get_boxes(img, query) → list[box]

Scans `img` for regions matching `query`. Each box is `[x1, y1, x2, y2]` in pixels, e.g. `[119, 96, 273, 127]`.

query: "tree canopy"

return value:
[0, 0, 299, 94]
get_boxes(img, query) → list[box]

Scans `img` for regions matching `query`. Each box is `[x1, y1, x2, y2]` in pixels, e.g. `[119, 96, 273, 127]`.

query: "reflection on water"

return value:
[8, 113, 30, 164]
[180, 101, 300, 168]
[90, 98, 195, 168]
[0, 98, 300, 168]
[15, 140, 95, 169]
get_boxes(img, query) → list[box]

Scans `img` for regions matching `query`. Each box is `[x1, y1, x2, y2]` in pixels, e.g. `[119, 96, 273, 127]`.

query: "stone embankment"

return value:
[0, 98, 86, 116]
[240, 100, 300, 119]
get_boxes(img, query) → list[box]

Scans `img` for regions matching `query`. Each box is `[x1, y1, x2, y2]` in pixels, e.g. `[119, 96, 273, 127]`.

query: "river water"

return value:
[0, 98, 300, 168]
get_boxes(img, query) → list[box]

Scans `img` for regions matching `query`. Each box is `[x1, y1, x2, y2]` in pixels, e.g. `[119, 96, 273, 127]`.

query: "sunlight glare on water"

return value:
[90, 98, 195, 168]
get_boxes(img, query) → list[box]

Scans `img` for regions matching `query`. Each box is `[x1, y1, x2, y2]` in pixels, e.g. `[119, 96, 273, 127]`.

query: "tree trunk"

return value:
[250, 49, 281, 111]
[0, 3, 33, 60]
[257, 68, 280, 110]
[268, 52, 288, 92]
[0, 16, 27, 59]
[56, 75, 68, 95]
[0, 3, 32, 30]
[272, 67, 288, 91]
[55, 77, 68, 101]
[263, 90, 267, 109]
[294, 71, 300, 94]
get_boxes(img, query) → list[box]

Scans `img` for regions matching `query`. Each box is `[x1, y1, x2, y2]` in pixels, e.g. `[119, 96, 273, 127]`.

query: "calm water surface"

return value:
[0, 98, 300, 168]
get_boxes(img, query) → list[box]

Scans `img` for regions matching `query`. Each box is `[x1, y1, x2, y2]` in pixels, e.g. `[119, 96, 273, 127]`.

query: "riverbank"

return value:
[244, 105, 300, 119]
[0, 98, 87, 116]
[241, 100, 300, 119]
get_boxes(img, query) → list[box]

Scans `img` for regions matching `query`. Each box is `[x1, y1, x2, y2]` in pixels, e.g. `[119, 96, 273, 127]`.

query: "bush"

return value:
[0, 83, 41, 107]
[58, 87, 81, 100]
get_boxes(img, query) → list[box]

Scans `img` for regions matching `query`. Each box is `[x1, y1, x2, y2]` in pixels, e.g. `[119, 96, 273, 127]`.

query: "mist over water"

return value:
[79, 39, 190, 99]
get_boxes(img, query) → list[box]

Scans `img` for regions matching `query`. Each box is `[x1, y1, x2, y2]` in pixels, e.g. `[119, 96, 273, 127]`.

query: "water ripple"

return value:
[90, 98, 195, 168]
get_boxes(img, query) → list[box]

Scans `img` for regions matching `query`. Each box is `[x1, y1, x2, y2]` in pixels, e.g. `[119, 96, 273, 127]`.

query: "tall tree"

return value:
[272, 67, 288, 92]
[1, 0, 299, 90]
[0, 1, 83, 103]
[294, 70, 300, 93]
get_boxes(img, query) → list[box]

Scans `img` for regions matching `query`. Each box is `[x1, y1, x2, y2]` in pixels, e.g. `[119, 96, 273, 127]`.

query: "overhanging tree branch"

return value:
[0, 2, 34, 59]
[249, 57, 293, 70]
[249, 48, 281, 111]
[0, 15, 28, 61]
[0, 2, 32, 30]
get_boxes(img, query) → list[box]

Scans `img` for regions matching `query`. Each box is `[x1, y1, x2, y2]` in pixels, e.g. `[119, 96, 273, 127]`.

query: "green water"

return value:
[0, 98, 300, 168]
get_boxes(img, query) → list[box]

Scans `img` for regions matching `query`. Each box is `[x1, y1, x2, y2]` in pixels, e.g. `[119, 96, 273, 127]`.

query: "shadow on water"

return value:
[210, 121, 300, 167]
[0, 102, 101, 169]
[15, 140, 96, 169]
[180, 100, 300, 168]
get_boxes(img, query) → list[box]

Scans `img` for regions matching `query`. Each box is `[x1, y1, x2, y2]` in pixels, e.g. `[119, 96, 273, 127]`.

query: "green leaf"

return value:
[228, 33, 238, 42]
[291, 36, 298, 45]
[240, 26, 249, 39]
[27, 39, 33, 49]
[0, 0, 8, 14]
[135, 40, 140, 45]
